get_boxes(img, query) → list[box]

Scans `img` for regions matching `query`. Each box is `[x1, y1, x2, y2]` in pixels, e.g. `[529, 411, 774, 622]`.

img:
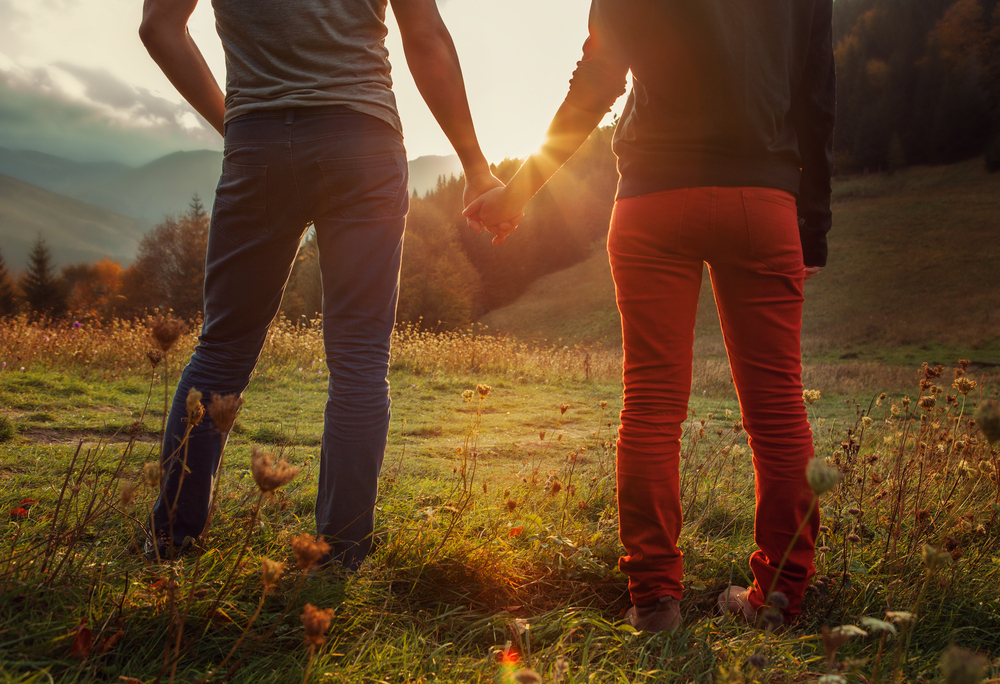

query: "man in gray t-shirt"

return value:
[139, 0, 503, 567]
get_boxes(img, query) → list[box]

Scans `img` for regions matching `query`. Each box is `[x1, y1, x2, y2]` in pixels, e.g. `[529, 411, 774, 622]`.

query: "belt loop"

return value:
[284, 108, 295, 125]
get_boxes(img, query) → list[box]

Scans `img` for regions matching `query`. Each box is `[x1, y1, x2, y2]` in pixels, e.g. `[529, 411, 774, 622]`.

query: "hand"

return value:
[804, 266, 823, 280]
[463, 171, 504, 232]
[463, 186, 525, 245]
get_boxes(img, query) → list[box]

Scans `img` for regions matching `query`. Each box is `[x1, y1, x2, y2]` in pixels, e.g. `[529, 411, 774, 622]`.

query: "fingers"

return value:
[803, 266, 823, 281]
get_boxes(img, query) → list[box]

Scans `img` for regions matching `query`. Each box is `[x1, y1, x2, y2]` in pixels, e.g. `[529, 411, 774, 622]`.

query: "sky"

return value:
[0, 0, 625, 166]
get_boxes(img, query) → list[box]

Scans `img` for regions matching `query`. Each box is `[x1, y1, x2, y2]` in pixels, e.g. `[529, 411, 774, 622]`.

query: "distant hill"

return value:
[0, 174, 144, 270]
[0, 146, 460, 226]
[480, 160, 1000, 364]
[408, 154, 463, 196]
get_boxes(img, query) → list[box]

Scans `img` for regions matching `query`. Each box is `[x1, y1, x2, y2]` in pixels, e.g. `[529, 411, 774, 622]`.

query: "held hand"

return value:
[463, 186, 525, 245]
[804, 266, 823, 281]
[463, 171, 504, 233]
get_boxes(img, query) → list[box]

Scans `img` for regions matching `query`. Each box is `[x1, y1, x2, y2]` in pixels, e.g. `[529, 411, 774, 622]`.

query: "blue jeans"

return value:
[152, 106, 408, 569]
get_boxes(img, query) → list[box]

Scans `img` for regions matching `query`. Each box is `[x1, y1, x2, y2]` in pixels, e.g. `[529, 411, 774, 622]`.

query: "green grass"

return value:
[2, 336, 999, 683]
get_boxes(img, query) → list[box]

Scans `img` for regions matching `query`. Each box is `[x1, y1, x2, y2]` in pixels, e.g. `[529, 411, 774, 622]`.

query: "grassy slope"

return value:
[480, 160, 1000, 366]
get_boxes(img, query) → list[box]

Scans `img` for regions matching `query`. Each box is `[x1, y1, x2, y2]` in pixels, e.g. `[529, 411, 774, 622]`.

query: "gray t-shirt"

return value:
[212, 0, 402, 132]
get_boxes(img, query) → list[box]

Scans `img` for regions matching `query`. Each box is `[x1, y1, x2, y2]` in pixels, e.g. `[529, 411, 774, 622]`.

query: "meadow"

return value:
[1, 314, 999, 684]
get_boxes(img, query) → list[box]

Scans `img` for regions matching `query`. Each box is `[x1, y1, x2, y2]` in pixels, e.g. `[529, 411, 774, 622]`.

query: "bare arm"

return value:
[139, 0, 225, 136]
[389, 0, 502, 207]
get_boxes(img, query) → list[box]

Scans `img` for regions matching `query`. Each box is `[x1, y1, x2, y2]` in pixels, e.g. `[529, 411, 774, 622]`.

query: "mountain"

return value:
[0, 147, 132, 196]
[407, 154, 463, 196]
[0, 174, 145, 270]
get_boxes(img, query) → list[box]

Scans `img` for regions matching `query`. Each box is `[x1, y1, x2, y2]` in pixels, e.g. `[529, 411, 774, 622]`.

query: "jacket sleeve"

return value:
[789, 0, 836, 268]
[563, 0, 630, 114]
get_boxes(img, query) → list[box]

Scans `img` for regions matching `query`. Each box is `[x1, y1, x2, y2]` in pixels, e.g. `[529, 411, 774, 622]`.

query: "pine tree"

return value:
[0, 247, 16, 316]
[20, 236, 67, 318]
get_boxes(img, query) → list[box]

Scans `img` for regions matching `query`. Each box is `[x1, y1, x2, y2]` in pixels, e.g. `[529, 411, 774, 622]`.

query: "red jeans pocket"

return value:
[741, 189, 802, 274]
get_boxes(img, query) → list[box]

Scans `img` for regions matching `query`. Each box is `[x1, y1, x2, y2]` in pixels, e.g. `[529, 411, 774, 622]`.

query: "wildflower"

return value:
[251, 447, 300, 493]
[512, 670, 541, 684]
[860, 616, 897, 635]
[861, 416, 873, 428]
[803, 389, 822, 404]
[876, 392, 887, 406]
[208, 393, 243, 433]
[822, 624, 867, 667]
[300, 603, 335, 647]
[973, 400, 1000, 444]
[149, 315, 185, 352]
[600, 400, 608, 409]
[559, 403, 569, 414]
[847, 507, 861, 517]
[939, 646, 988, 684]
[918, 395, 936, 411]
[806, 458, 841, 495]
[145, 350, 164, 368]
[119, 480, 137, 507]
[185, 388, 204, 426]
[462, 389, 474, 402]
[846, 533, 862, 544]
[507, 499, 517, 512]
[885, 610, 915, 624]
[920, 544, 952, 571]
[503, 488, 510, 498]
[262, 558, 285, 590]
[142, 462, 163, 488]
[901, 396, 911, 410]
[549, 481, 562, 495]
[291, 534, 331, 570]
[476, 384, 491, 399]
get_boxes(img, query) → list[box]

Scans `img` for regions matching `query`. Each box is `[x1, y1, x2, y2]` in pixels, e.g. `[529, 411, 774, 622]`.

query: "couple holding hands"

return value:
[140, 0, 834, 631]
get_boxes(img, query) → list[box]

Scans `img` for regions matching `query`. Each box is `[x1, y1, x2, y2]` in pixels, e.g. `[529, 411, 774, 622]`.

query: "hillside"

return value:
[480, 159, 1000, 365]
[0, 174, 145, 269]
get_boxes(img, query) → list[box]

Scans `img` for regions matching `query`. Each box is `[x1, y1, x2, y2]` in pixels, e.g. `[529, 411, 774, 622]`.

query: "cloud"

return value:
[0, 58, 219, 164]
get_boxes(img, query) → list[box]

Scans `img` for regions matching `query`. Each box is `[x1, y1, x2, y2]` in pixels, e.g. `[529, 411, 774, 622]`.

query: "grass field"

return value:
[480, 159, 1000, 370]
[1, 315, 999, 683]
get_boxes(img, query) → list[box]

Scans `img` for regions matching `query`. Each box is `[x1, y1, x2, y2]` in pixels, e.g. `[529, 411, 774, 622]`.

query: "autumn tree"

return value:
[20, 236, 67, 318]
[119, 197, 209, 320]
[0, 247, 16, 317]
[62, 258, 124, 320]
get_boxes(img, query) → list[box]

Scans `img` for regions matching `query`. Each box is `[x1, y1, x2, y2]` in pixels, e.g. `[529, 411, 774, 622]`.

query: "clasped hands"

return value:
[462, 172, 525, 246]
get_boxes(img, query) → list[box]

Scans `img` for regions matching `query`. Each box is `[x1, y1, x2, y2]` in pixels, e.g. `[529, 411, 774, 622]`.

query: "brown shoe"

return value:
[716, 585, 757, 624]
[625, 595, 682, 633]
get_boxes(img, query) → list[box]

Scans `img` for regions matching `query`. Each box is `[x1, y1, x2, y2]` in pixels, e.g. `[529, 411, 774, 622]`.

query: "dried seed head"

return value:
[560, 403, 569, 414]
[291, 534, 331, 571]
[462, 389, 474, 402]
[549, 481, 562, 495]
[145, 350, 164, 368]
[142, 462, 163, 488]
[803, 389, 822, 405]
[847, 507, 861, 517]
[952, 377, 977, 395]
[939, 645, 988, 684]
[600, 400, 608, 409]
[262, 558, 285, 589]
[918, 395, 936, 411]
[974, 400, 1000, 444]
[119, 480, 137, 506]
[767, 591, 789, 610]
[507, 498, 517, 512]
[806, 458, 841, 495]
[300, 603, 334, 648]
[920, 543, 952, 571]
[885, 610, 915, 625]
[846, 533, 862, 544]
[186, 388, 204, 426]
[251, 447, 300, 493]
[476, 384, 491, 399]
[149, 315, 185, 353]
[512, 669, 541, 684]
[876, 392, 887, 406]
[208, 393, 243, 434]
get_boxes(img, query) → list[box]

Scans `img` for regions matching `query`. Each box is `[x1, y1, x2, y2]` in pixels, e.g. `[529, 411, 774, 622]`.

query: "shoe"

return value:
[717, 585, 758, 624]
[141, 534, 201, 561]
[717, 585, 786, 632]
[625, 595, 682, 633]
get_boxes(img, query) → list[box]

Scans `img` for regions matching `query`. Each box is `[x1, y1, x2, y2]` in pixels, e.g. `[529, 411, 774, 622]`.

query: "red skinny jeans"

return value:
[608, 186, 819, 616]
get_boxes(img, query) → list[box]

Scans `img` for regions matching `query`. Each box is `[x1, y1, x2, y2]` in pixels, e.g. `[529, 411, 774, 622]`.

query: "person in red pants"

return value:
[465, 0, 834, 631]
